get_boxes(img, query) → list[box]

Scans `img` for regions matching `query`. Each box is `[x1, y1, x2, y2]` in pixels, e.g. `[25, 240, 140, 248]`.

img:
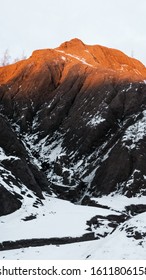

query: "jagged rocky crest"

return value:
[0, 38, 146, 215]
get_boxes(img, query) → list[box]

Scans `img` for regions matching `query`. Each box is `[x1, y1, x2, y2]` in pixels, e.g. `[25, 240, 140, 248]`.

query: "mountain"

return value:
[0, 38, 146, 259]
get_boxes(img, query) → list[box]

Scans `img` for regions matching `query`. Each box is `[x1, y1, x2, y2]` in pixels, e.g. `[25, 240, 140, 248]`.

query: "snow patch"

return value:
[56, 50, 95, 68]
[122, 110, 146, 149]
[87, 113, 105, 127]
[0, 195, 115, 243]
[0, 148, 19, 162]
[1, 194, 146, 259]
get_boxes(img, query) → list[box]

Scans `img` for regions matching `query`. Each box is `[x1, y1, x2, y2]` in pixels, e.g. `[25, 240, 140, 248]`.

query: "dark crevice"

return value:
[0, 233, 97, 251]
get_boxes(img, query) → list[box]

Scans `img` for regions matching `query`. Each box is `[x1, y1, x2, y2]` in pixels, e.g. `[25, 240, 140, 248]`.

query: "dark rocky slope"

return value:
[0, 38, 146, 214]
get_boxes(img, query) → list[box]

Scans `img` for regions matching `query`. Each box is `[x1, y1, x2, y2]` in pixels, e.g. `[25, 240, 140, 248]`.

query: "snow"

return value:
[21, 132, 65, 173]
[0, 194, 116, 243]
[1, 191, 146, 259]
[1, 212, 146, 260]
[0, 164, 25, 198]
[1, 233, 146, 260]
[83, 167, 98, 185]
[47, 142, 62, 162]
[0, 147, 19, 162]
[1, 115, 146, 260]
[125, 83, 133, 91]
[90, 224, 146, 260]
[61, 56, 66, 61]
[87, 112, 105, 127]
[122, 110, 146, 148]
[56, 50, 95, 68]
[90, 192, 146, 212]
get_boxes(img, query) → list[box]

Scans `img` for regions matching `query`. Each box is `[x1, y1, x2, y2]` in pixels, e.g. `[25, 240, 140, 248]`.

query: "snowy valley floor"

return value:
[0, 193, 146, 260]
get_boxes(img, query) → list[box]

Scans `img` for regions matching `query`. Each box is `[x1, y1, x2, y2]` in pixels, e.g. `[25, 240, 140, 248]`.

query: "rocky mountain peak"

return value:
[56, 38, 146, 81]
[0, 39, 145, 199]
[58, 38, 85, 49]
[1, 39, 146, 259]
[0, 39, 146, 87]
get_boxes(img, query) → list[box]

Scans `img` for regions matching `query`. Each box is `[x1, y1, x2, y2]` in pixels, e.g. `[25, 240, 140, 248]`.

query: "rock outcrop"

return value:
[0, 38, 146, 213]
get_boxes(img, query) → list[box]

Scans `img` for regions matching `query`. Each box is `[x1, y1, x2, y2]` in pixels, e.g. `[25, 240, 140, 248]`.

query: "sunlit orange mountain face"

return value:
[1, 38, 146, 85]
[1, 39, 146, 258]
[0, 38, 146, 215]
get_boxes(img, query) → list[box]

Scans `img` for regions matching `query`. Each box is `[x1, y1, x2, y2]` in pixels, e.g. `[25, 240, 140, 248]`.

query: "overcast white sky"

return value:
[0, 0, 146, 65]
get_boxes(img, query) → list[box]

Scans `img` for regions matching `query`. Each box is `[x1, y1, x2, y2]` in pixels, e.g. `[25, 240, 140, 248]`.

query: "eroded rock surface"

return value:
[0, 38, 146, 212]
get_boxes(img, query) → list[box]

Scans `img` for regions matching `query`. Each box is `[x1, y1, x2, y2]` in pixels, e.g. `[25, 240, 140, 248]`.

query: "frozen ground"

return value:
[1, 192, 146, 260]
[1, 233, 146, 260]
[0, 194, 115, 242]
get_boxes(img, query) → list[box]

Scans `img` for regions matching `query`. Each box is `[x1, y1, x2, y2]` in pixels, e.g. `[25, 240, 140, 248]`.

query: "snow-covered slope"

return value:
[1, 193, 146, 259]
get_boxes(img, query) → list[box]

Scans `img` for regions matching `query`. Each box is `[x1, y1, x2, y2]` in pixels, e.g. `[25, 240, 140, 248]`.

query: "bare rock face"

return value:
[0, 38, 146, 213]
[0, 187, 22, 216]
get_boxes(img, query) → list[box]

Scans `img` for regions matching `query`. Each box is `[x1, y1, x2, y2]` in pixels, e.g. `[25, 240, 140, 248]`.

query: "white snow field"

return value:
[0, 192, 146, 260]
